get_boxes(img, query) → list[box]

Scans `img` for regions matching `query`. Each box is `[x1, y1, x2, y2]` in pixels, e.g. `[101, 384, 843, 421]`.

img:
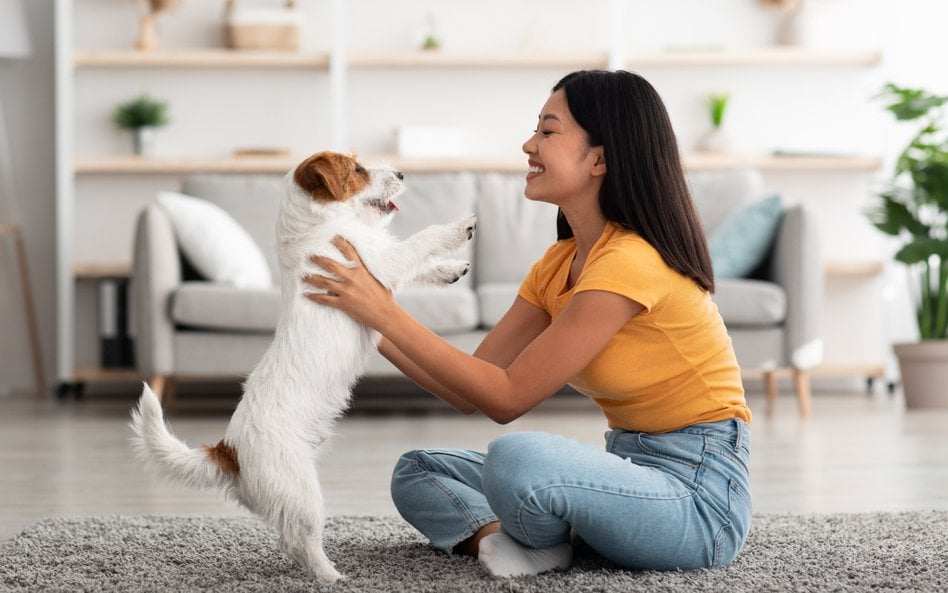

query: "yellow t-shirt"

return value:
[518, 222, 751, 433]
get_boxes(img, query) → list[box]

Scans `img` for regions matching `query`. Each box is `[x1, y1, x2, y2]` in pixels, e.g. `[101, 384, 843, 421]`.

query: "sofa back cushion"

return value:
[182, 174, 285, 283]
[474, 173, 558, 285]
[685, 168, 764, 235]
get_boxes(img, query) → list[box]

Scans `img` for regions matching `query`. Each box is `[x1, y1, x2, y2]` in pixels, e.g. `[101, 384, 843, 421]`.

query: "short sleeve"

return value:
[573, 237, 670, 312]
[517, 258, 544, 309]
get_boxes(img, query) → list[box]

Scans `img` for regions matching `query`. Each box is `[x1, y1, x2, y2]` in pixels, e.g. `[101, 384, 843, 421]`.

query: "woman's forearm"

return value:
[377, 338, 477, 415]
[377, 308, 528, 423]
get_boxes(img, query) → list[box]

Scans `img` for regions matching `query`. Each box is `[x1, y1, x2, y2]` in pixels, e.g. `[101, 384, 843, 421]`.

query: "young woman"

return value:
[305, 69, 752, 577]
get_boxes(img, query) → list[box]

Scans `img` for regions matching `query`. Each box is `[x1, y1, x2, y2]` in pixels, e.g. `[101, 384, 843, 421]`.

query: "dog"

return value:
[130, 151, 476, 582]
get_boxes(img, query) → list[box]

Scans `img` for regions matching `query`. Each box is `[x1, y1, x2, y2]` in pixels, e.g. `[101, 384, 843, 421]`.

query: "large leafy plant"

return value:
[868, 83, 948, 339]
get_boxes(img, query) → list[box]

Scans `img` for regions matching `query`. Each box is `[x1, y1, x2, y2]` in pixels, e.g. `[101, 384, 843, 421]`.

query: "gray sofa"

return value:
[132, 169, 822, 413]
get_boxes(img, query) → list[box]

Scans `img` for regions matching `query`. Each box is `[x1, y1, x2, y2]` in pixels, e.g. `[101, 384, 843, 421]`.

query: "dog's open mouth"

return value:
[369, 198, 400, 214]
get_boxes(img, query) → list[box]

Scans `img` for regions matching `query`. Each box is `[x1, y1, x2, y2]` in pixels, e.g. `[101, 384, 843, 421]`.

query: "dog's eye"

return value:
[354, 164, 367, 174]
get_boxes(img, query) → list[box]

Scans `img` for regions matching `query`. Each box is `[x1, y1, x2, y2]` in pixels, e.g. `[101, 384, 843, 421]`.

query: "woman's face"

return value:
[522, 89, 604, 206]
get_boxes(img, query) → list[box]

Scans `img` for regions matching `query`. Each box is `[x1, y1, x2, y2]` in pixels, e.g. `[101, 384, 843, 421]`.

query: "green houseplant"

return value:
[113, 94, 170, 155]
[867, 82, 948, 407]
[698, 92, 734, 153]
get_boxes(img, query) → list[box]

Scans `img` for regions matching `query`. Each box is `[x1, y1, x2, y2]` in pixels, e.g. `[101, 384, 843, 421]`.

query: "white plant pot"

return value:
[776, 0, 812, 46]
[697, 127, 735, 153]
[133, 126, 157, 156]
[893, 341, 948, 408]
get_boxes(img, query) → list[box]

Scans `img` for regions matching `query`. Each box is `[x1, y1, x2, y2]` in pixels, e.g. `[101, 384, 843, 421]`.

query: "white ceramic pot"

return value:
[893, 341, 948, 408]
[133, 126, 156, 156]
[697, 127, 735, 153]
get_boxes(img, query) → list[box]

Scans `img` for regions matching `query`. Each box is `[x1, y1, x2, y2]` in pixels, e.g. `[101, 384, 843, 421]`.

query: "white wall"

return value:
[1, 0, 947, 394]
[0, 0, 56, 396]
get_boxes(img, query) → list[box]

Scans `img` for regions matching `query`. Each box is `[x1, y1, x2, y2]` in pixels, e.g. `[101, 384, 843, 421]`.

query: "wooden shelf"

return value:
[684, 153, 883, 172]
[73, 49, 330, 68]
[74, 155, 298, 174]
[348, 51, 609, 69]
[627, 47, 883, 67]
[347, 47, 881, 69]
[825, 260, 885, 277]
[74, 153, 883, 175]
[74, 262, 132, 279]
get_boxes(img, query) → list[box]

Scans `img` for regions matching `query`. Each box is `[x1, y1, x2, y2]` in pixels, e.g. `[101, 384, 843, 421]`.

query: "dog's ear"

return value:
[294, 152, 349, 203]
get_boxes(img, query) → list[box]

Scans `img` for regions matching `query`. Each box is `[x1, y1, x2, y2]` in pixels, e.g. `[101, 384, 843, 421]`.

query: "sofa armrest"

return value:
[770, 204, 823, 370]
[131, 205, 181, 376]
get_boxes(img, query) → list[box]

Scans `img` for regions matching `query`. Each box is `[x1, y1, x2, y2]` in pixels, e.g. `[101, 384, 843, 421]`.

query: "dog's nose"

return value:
[395, 171, 404, 180]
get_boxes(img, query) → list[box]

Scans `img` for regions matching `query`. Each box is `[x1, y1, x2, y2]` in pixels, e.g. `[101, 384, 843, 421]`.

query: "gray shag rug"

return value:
[2, 512, 946, 592]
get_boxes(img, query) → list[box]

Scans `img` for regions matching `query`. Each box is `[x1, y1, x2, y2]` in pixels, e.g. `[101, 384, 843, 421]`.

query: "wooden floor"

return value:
[2, 385, 948, 542]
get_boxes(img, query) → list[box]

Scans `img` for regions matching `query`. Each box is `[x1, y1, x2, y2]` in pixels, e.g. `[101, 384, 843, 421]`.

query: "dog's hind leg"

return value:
[273, 473, 343, 582]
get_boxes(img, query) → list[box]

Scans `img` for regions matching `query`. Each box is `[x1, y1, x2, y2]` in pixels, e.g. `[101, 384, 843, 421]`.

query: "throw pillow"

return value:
[156, 191, 272, 289]
[708, 194, 783, 279]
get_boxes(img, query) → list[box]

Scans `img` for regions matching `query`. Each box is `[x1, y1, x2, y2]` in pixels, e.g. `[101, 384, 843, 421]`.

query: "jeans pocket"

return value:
[635, 432, 705, 482]
[712, 479, 752, 567]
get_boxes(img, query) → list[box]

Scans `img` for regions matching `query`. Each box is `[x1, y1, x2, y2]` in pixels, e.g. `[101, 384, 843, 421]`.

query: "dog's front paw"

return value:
[419, 259, 471, 285]
[459, 214, 477, 241]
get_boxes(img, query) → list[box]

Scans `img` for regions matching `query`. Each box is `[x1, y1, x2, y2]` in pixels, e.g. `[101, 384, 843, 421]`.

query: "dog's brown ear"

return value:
[294, 152, 349, 203]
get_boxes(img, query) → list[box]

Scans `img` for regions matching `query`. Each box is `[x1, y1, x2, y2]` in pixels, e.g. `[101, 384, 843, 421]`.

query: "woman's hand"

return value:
[303, 236, 397, 331]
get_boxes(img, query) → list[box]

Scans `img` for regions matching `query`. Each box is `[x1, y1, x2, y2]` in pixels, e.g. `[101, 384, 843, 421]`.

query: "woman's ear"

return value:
[591, 147, 607, 177]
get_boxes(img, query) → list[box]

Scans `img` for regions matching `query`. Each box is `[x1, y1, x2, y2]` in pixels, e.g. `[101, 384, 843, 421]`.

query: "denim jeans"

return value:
[390, 418, 751, 570]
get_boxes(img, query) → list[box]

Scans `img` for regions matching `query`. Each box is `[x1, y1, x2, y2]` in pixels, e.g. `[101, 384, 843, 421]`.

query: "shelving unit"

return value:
[56, 0, 887, 393]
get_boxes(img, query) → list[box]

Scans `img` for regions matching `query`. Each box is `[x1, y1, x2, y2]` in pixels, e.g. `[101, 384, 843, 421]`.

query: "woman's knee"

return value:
[482, 432, 558, 497]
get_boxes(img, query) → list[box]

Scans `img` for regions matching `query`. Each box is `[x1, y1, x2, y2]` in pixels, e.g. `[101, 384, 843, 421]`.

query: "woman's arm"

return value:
[376, 296, 553, 414]
[307, 238, 642, 423]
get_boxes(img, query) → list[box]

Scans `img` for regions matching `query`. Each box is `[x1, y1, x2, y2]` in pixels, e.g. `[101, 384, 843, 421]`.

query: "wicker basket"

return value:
[225, 0, 300, 51]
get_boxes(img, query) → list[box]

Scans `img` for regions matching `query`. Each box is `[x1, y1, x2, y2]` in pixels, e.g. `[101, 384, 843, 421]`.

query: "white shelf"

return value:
[73, 49, 330, 68]
[627, 47, 883, 67]
[73, 153, 883, 174]
[72, 47, 881, 70]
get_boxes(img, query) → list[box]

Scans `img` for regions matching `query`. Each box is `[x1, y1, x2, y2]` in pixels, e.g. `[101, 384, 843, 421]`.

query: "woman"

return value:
[305, 69, 752, 577]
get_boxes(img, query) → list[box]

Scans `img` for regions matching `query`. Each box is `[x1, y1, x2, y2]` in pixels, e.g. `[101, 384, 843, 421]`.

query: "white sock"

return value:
[477, 532, 572, 578]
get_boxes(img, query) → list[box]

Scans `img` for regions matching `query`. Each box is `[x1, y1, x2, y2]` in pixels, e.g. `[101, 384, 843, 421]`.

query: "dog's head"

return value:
[291, 151, 404, 224]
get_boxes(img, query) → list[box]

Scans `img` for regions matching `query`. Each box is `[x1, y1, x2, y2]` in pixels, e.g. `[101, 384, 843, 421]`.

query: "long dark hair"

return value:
[553, 70, 715, 293]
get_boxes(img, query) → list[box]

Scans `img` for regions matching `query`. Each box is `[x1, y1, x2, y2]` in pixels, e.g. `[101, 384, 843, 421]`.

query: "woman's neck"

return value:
[564, 206, 608, 259]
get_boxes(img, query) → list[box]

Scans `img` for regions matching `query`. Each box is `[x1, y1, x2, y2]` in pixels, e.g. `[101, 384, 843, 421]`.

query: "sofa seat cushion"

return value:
[172, 281, 479, 335]
[477, 283, 520, 328]
[172, 282, 280, 332]
[713, 279, 786, 327]
[395, 285, 479, 334]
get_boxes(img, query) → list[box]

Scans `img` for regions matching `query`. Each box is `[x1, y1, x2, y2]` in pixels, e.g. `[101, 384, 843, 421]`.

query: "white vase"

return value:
[133, 126, 156, 156]
[697, 127, 735, 153]
[776, 0, 812, 46]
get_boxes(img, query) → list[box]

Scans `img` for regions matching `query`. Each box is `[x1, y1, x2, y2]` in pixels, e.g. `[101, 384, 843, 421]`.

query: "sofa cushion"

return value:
[474, 173, 559, 285]
[477, 283, 520, 327]
[713, 279, 786, 326]
[709, 194, 783, 279]
[171, 282, 280, 332]
[157, 191, 273, 289]
[686, 168, 764, 234]
[396, 285, 479, 334]
[182, 174, 285, 283]
[171, 282, 478, 335]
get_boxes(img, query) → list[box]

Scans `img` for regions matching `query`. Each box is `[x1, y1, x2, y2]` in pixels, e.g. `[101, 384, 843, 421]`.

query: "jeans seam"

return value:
[412, 458, 490, 542]
[512, 482, 697, 549]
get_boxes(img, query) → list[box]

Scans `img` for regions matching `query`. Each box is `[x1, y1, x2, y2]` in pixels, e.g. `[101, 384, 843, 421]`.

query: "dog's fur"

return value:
[130, 151, 476, 582]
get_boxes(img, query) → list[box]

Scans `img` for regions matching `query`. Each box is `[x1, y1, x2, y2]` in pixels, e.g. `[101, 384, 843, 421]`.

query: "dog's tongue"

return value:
[388, 200, 400, 211]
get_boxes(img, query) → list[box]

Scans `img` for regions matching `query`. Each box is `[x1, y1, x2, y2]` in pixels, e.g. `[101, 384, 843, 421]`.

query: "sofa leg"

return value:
[148, 375, 166, 400]
[763, 371, 778, 412]
[147, 375, 177, 413]
[792, 369, 812, 417]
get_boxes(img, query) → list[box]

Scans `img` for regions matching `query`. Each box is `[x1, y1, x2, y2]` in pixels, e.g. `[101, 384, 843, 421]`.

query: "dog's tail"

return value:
[130, 383, 239, 493]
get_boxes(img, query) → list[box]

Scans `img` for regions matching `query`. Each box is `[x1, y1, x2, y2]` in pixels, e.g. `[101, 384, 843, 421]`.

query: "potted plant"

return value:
[113, 94, 170, 155]
[697, 92, 734, 153]
[867, 82, 948, 408]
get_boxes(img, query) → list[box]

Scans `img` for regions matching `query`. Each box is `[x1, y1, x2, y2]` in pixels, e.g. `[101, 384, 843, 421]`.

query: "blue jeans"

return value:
[390, 418, 751, 570]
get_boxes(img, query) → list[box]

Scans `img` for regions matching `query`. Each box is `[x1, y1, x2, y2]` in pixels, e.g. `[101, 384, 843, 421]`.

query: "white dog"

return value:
[130, 151, 476, 582]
